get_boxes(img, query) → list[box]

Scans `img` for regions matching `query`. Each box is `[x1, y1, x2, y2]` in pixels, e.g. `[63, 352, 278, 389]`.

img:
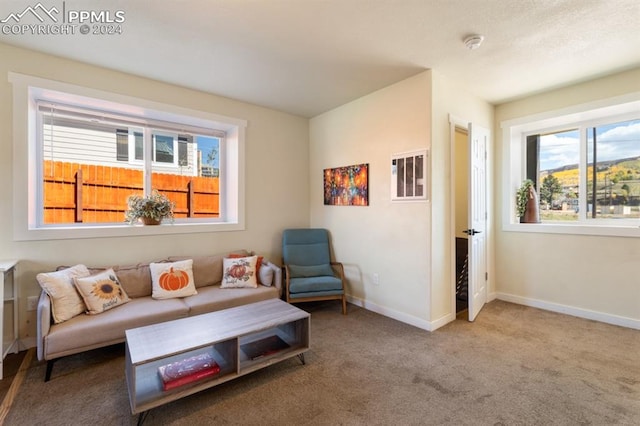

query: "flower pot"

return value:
[140, 217, 161, 225]
[520, 186, 540, 223]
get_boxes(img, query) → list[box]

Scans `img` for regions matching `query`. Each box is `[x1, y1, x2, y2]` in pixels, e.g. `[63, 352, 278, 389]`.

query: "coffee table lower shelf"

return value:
[125, 299, 310, 421]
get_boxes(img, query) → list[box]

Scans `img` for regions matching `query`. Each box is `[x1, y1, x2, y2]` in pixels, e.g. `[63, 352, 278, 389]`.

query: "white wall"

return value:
[309, 72, 433, 328]
[0, 42, 310, 346]
[494, 68, 640, 328]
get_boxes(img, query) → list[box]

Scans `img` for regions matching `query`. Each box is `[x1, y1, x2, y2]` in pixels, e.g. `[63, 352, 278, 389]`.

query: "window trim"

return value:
[9, 72, 247, 241]
[501, 92, 640, 238]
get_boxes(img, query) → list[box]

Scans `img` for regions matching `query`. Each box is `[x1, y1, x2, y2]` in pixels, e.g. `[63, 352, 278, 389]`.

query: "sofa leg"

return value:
[45, 359, 56, 382]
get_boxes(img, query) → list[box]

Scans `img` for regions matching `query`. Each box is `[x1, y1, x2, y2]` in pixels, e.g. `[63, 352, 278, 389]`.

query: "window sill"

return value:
[14, 221, 243, 241]
[503, 222, 640, 238]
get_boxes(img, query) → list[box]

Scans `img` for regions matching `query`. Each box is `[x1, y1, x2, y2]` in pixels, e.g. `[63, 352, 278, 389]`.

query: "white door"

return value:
[467, 123, 488, 321]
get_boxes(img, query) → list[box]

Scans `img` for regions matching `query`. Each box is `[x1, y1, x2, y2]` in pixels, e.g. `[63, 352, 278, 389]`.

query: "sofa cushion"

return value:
[182, 284, 279, 316]
[150, 259, 198, 299]
[168, 250, 249, 288]
[112, 263, 152, 298]
[37, 265, 90, 324]
[43, 297, 189, 360]
[73, 268, 130, 315]
[221, 256, 258, 288]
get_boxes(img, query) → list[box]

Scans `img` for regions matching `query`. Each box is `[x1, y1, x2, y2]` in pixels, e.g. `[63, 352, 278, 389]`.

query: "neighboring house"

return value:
[43, 115, 200, 177]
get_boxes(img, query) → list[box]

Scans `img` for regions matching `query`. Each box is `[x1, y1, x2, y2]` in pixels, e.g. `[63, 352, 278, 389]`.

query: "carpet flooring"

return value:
[4, 300, 640, 425]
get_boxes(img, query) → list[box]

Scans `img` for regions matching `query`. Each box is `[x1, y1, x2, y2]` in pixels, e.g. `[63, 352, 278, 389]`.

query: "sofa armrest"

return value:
[263, 261, 282, 297]
[37, 290, 52, 361]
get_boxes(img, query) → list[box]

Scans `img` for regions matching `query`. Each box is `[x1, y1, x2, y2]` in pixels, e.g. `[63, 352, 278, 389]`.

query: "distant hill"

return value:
[541, 156, 640, 189]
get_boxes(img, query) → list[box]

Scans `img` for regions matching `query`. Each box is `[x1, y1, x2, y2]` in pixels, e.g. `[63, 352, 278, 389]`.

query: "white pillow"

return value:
[37, 264, 90, 323]
[221, 256, 258, 288]
[259, 263, 274, 286]
[73, 268, 130, 314]
[149, 259, 197, 299]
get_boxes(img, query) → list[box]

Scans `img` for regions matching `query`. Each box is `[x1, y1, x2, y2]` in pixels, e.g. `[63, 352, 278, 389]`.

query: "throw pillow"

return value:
[73, 268, 130, 315]
[228, 253, 263, 284]
[221, 256, 258, 288]
[112, 263, 152, 298]
[288, 264, 335, 278]
[36, 264, 91, 323]
[149, 259, 197, 299]
[258, 263, 274, 286]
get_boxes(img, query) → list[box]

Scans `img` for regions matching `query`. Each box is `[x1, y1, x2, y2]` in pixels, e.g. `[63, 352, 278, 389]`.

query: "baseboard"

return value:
[496, 292, 640, 330]
[18, 337, 36, 351]
[346, 295, 450, 332]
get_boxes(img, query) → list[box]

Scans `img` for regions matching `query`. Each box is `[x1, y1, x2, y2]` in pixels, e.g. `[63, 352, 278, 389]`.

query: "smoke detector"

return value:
[463, 34, 484, 50]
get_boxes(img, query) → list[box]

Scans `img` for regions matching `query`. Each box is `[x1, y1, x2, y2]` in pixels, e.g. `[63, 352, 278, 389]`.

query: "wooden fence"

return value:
[43, 160, 219, 224]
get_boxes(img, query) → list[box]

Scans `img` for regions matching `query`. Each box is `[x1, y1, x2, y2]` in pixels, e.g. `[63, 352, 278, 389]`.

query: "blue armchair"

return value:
[282, 228, 347, 314]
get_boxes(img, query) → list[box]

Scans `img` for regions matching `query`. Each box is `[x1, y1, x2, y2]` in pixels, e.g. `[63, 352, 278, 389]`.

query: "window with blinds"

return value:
[38, 102, 224, 225]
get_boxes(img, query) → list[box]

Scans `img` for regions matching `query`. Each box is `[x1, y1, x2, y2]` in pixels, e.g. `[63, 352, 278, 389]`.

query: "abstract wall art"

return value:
[323, 163, 369, 206]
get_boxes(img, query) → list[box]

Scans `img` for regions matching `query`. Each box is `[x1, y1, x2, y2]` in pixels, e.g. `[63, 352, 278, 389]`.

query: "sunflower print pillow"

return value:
[73, 268, 130, 315]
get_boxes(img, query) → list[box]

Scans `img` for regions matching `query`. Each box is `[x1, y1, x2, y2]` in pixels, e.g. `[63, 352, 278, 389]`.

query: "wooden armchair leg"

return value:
[342, 295, 347, 315]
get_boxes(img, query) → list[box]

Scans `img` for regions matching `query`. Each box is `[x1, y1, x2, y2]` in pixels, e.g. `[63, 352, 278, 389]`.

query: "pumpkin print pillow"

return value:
[73, 268, 130, 315]
[149, 259, 197, 299]
[221, 256, 258, 289]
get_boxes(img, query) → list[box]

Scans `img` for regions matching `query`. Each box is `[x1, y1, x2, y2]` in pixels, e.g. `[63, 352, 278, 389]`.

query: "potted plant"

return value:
[516, 179, 540, 223]
[125, 190, 175, 225]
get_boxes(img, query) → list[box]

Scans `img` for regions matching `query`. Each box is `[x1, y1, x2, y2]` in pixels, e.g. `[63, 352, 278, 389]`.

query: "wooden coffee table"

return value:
[125, 299, 310, 423]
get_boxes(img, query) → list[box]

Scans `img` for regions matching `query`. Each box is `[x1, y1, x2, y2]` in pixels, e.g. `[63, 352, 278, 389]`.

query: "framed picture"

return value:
[323, 163, 369, 206]
[391, 149, 428, 201]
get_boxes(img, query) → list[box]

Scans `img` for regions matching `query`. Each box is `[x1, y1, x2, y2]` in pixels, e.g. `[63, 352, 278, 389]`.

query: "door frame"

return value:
[448, 114, 492, 321]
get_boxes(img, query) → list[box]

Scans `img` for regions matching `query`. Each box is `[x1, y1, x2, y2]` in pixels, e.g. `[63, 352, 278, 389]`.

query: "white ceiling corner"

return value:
[1, 0, 639, 117]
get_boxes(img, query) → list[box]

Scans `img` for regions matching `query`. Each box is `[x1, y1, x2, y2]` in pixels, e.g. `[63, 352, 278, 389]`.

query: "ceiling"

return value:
[1, 0, 639, 117]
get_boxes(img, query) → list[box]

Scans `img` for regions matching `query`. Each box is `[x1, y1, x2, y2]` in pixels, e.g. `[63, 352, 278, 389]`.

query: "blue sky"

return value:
[539, 119, 640, 171]
[197, 136, 219, 168]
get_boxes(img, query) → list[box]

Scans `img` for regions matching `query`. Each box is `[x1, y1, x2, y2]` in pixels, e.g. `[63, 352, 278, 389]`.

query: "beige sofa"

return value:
[36, 250, 282, 381]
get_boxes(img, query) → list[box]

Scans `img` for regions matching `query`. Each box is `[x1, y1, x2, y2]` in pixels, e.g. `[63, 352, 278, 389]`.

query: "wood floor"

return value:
[0, 351, 28, 401]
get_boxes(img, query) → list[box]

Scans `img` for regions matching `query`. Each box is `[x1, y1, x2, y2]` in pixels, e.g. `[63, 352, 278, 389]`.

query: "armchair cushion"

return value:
[288, 264, 334, 278]
[282, 228, 332, 266]
[289, 276, 343, 294]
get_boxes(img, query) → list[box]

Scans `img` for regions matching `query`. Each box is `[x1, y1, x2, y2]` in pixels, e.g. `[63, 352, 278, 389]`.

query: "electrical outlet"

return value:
[372, 273, 380, 286]
[27, 296, 39, 311]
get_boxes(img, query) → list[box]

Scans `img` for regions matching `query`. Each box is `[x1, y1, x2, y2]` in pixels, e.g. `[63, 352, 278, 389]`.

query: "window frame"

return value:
[501, 92, 640, 238]
[10, 72, 247, 241]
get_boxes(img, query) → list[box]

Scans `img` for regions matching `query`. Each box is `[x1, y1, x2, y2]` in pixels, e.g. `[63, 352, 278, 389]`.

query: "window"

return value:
[586, 119, 640, 220]
[502, 94, 640, 237]
[10, 73, 246, 240]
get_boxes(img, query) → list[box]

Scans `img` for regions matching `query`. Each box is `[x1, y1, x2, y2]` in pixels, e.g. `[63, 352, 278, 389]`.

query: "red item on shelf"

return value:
[158, 353, 219, 384]
[161, 365, 221, 391]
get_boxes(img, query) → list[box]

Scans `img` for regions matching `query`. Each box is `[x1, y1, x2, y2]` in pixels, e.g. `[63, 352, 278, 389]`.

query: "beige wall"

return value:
[494, 68, 640, 326]
[309, 72, 433, 327]
[309, 70, 494, 329]
[0, 42, 310, 345]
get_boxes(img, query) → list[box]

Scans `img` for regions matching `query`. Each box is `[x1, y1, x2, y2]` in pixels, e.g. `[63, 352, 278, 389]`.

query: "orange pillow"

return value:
[228, 253, 263, 284]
